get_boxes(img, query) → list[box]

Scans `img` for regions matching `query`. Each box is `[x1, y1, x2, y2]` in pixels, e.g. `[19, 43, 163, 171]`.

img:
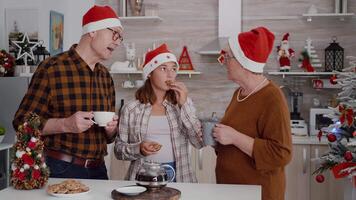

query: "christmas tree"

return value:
[313, 68, 356, 184]
[11, 113, 49, 190]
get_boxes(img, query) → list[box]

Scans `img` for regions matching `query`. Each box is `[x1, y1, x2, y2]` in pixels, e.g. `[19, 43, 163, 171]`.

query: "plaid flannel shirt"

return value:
[114, 97, 204, 182]
[13, 45, 116, 159]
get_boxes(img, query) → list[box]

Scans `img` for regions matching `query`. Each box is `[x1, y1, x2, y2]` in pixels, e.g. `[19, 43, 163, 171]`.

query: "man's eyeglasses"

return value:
[107, 28, 123, 42]
[217, 49, 235, 65]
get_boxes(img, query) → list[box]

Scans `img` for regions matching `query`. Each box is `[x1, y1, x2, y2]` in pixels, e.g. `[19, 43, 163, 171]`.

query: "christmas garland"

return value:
[11, 113, 49, 190]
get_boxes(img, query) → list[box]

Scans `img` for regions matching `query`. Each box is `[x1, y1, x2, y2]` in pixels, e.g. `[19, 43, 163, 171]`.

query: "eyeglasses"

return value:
[217, 49, 235, 65]
[107, 28, 123, 42]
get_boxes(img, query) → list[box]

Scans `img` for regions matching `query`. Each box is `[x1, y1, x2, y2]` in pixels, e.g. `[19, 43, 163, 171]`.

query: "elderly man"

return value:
[13, 5, 123, 179]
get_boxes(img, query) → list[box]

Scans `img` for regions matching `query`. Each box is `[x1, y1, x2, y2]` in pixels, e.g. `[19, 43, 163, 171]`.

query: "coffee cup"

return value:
[201, 119, 219, 146]
[93, 111, 115, 127]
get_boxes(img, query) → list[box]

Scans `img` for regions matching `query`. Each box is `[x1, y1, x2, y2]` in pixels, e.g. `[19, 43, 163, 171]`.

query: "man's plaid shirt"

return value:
[114, 98, 204, 182]
[13, 45, 116, 159]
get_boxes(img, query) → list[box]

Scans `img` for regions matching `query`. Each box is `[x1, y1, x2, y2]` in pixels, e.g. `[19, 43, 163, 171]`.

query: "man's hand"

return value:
[63, 111, 94, 133]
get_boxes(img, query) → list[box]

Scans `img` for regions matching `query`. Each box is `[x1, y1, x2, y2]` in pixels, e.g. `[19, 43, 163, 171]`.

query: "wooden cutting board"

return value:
[111, 187, 181, 200]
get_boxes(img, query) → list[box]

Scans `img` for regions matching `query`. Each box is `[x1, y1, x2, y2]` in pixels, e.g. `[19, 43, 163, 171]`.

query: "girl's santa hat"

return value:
[143, 44, 179, 80]
[228, 27, 275, 73]
[82, 5, 122, 35]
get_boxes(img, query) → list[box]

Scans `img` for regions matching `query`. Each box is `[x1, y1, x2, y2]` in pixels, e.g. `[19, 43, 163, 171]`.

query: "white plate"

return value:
[48, 190, 90, 198]
[116, 186, 147, 196]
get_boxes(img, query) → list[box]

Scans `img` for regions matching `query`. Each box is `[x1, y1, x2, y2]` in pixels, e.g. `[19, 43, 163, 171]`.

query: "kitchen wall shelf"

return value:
[302, 13, 355, 21]
[110, 70, 202, 78]
[120, 16, 162, 23]
[267, 71, 344, 79]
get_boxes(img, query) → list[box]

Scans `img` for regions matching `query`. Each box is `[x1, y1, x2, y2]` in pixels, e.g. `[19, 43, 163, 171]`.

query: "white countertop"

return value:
[292, 135, 328, 145]
[0, 178, 261, 200]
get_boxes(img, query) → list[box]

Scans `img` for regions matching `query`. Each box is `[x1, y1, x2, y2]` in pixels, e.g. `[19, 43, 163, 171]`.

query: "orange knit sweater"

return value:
[216, 81, 292, 200]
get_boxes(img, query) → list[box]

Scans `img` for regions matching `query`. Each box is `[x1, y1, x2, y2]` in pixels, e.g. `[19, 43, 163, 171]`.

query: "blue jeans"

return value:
[45, 156, 108, 180]
[162, 161, 176, 182]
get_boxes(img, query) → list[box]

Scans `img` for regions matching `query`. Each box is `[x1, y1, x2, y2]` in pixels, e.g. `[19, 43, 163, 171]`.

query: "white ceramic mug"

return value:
[93, 111, 115, 127]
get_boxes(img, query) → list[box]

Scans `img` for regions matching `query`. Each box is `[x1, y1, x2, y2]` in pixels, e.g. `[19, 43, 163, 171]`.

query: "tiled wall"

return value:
[96, 0, 356, 123]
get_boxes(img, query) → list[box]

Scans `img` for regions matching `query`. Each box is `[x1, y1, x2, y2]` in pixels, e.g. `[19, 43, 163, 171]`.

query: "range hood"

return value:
[198, 0, 241, 55]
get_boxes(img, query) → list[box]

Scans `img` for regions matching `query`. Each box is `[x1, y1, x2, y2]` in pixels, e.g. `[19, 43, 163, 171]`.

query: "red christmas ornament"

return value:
[329, 75, 337, 85]
[315, 174, 325, 183]
[344, 151, 353, 162]
[27, 141, 36, 149]
[32, 169, 41, 180]
[22, 154, 34, 166]
[327, 133, 337, 142]
[14, 169, 26, 181]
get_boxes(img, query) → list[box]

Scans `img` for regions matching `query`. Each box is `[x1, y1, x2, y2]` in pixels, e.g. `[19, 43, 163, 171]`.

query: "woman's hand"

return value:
[213, 124, 238, 145]
[140, 141, 162, 156]
[169, 81, 188, 107]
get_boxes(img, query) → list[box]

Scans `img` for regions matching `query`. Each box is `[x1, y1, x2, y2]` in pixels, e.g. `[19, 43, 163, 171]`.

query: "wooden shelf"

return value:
[267, 71, 345, 79]
[302, 13, 354, 21]
[120, 16, 162, 22]
[110, 70, 201, 78]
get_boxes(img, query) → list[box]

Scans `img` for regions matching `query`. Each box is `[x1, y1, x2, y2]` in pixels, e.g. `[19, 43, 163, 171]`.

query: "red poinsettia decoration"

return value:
[14, 169, 26, 181]
[22, 154, 34, 166]
[0, 49, 15, 75]
[32, 169, 41, 180]
[339, 104, 354, 127]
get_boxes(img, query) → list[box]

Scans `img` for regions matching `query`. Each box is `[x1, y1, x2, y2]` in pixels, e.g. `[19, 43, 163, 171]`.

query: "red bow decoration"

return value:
[339, 104, 354, 127]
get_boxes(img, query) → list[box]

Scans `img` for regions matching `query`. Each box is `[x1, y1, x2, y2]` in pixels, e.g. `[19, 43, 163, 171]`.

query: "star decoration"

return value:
[12, 32, 40, 65]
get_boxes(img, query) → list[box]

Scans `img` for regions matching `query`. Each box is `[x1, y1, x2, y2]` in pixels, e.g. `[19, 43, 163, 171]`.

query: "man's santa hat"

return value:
[282, 33, 289, 41]
[228, 26, 275, 73]
[143, 44, 179, 80]
[82, 5, 122, 35]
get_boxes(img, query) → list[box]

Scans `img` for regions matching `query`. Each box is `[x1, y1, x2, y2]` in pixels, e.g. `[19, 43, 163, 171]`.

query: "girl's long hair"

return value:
[135, 79, 177, 105]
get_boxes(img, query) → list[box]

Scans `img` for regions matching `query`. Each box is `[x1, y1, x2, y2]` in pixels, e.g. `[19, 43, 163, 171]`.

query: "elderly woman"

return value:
[214, 27, 292, 200]
[114, 44, 204, 182]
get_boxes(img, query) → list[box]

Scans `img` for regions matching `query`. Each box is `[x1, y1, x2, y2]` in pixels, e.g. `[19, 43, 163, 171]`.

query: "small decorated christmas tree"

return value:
[313, 68, 356, 188]
[11, 113, 49, 190]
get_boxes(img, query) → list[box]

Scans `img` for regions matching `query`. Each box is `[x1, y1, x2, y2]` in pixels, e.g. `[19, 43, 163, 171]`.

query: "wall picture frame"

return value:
[49, 10, 64, 55]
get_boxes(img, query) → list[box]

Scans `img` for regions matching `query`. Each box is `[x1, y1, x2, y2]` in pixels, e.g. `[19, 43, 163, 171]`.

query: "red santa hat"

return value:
[143, 44, 179, 80]
[82, 5, 122, 35]
[282, 33, 289, 41]
[228, 27, 275, 73]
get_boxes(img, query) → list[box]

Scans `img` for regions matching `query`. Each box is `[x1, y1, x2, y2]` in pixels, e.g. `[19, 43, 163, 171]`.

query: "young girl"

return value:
[114, 44, 204, 182]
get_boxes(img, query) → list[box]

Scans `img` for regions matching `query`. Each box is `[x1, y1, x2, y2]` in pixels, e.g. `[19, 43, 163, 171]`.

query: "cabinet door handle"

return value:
[198, 149, 203, 170]
[303, 148, 307, 174]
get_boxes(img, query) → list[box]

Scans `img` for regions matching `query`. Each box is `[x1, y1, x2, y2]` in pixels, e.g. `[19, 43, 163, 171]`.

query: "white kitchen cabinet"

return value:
[285, 144, 311, 200]
[285, 144, 345, 200]
[309, 145, 344, 200]
[191, 146, 216, 183]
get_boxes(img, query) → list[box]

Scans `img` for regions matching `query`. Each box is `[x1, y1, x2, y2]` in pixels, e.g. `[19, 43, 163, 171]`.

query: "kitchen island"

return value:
[0, 178, 261, 200]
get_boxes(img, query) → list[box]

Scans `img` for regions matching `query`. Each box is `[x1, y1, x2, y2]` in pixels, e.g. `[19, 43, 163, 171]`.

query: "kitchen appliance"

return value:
[309, 108, 334, 135]
[135, 161, 175, 188]
[289, 91, 308, 136]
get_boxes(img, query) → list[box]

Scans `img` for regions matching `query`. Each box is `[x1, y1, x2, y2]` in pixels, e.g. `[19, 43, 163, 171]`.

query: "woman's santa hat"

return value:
[82, 5, 122, 35]
[142, 44, 179, 80]
[228, 26, 275, 73]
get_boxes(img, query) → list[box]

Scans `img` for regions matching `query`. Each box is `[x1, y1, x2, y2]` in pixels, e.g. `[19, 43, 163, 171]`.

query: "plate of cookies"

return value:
[47, 179, 90, 197]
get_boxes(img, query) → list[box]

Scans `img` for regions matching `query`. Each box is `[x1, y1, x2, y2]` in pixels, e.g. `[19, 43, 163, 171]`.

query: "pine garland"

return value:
[11, 113, 49, 190]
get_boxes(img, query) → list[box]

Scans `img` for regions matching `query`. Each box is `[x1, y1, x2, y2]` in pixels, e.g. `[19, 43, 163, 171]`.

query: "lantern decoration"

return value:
[324, 36, 344, 72]
[33, 41, 50, 65]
